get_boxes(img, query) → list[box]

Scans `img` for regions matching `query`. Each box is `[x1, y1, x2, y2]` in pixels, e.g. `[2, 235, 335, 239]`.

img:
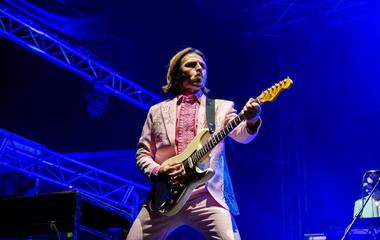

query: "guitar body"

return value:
[149, 129, 215, 216]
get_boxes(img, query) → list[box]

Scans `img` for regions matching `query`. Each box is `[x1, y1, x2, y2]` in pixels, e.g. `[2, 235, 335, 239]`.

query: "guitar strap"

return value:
[206, 97, 215, 133]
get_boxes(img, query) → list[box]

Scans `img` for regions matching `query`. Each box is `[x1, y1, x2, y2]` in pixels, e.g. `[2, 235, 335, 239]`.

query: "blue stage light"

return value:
[86, 91, 109, 117]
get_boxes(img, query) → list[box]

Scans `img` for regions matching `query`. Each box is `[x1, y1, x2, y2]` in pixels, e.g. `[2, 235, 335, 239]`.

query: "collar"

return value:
[176, 91, 203, 104]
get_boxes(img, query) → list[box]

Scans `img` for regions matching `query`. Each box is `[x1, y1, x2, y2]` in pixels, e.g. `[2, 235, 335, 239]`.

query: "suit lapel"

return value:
[160, 97, 177, 146]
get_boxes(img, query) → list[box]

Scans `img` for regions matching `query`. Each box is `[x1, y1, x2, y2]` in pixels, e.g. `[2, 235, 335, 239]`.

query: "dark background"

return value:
[0, 0, 379, 239]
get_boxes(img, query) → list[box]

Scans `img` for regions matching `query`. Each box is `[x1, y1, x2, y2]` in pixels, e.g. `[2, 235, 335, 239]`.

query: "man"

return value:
[354, 172, 380, 218]
[127, 47, 262, 240]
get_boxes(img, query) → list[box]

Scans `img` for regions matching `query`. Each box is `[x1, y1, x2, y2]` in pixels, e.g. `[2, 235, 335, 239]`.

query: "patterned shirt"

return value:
[175, 93, 201, 153]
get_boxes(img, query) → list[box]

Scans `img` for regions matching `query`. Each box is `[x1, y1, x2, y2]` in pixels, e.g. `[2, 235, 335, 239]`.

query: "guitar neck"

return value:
[189, 111, 245, 166]
[187, 76, 293, 167]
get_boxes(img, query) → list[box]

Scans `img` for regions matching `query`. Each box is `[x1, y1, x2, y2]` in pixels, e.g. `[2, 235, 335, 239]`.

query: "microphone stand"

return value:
[341, 173, 380, 240]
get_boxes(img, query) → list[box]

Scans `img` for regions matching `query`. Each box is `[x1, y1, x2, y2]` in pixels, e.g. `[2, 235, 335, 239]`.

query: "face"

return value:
[177, 52, 207, 94]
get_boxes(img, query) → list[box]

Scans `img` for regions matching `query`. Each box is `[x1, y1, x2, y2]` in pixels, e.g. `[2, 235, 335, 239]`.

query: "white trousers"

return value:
[126, 189, 240, 240]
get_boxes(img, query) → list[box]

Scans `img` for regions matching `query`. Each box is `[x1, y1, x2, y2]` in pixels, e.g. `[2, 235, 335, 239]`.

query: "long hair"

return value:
[162, 47, 210, 95]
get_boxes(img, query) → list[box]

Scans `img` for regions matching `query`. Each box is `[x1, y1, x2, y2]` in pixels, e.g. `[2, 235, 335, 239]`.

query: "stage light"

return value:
[85, 91, 109, 117]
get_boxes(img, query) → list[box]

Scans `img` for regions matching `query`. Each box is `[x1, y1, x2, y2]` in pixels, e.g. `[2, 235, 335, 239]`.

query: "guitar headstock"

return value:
[257, 76, 293, 104]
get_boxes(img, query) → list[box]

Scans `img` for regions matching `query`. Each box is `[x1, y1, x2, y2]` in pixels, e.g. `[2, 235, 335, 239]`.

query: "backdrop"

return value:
[0, 0, 378, 239]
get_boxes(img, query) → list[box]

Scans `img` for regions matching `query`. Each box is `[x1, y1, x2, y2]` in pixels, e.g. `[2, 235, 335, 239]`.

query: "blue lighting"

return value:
[86, 92, 109, 117]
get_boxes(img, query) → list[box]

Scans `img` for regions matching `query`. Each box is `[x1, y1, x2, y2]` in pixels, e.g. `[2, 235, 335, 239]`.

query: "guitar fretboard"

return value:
[188, 112, 245, 166]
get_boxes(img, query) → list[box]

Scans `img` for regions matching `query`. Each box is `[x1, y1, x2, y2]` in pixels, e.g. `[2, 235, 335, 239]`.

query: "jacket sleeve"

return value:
[136, 107, 161, 180]
[223, 101, 262, 144]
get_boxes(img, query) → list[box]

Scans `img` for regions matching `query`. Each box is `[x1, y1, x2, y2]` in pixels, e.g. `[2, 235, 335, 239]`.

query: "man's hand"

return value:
[242, 98, 261, 125]
[159, 163, 186, 187]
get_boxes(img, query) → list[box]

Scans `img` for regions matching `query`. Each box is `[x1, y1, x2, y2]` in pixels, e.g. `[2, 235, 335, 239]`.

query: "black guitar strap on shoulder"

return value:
[206, 97, 215, 133]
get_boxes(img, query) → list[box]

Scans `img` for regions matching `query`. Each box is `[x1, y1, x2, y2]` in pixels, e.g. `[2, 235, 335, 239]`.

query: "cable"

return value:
[49, 221, 61, 240]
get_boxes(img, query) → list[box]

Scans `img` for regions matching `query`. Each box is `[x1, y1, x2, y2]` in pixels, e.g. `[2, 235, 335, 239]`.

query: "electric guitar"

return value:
[149, 77, 293, 216]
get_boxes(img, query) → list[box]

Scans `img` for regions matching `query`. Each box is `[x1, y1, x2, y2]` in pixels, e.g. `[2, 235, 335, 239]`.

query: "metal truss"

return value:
[0, 6, 162, 110]
[244, 0, 369, 38]
[0, 128, 150, 218]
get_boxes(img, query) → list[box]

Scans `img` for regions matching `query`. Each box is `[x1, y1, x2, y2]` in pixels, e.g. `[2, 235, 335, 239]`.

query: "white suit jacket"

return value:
[136, 94, 261, 215]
